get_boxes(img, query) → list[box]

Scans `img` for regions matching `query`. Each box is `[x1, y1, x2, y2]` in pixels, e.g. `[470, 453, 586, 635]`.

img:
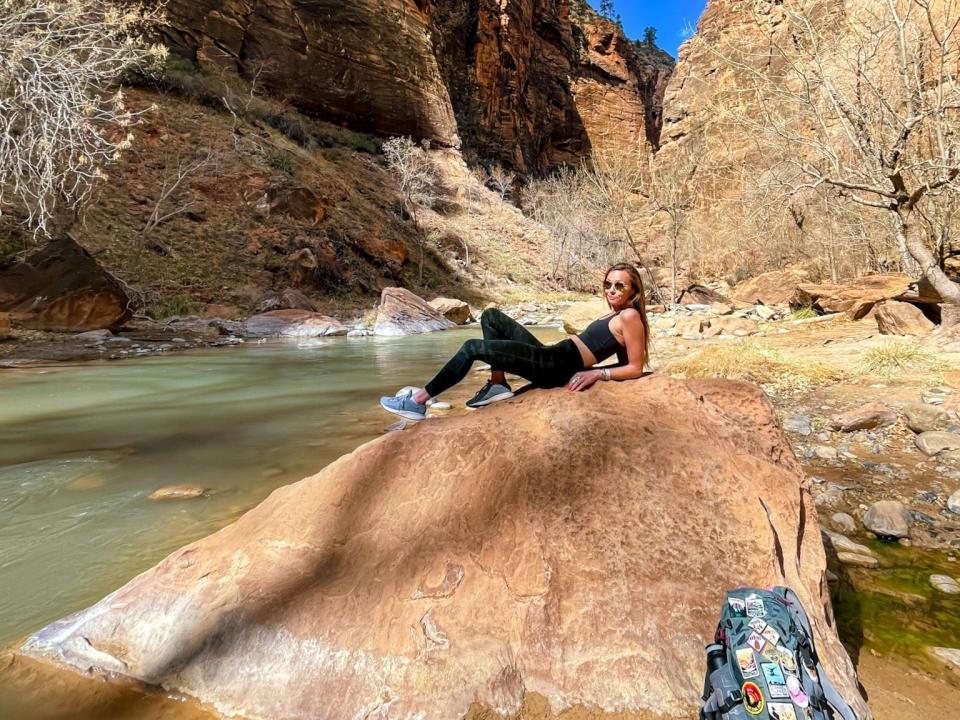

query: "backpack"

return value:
[699, 587, 860, 720]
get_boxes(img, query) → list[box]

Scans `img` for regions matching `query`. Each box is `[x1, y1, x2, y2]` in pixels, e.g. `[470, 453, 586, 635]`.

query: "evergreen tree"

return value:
[643, 26, 657, 46]
[598, 1, 618, 22]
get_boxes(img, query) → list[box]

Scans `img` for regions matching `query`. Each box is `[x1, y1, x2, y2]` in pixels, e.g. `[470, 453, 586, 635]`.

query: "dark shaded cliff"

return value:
[157, 0, 674, 173]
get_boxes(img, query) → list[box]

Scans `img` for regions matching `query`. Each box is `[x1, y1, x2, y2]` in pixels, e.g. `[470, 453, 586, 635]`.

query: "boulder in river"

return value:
[244, 310, 348, 338]
[148, 485, 209, 501]
[0, 237, 131, 331]
[373, 287, 455, 336]
[930, 574, 960, 594]
[428, 297, 473, 325]
[863, 500, 912, 539]
[829, 402, 896, 432]
[21, 377, 868, 720]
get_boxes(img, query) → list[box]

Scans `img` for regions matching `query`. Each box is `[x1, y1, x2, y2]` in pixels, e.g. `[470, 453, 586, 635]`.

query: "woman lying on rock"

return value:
[379, 263, 650, 421]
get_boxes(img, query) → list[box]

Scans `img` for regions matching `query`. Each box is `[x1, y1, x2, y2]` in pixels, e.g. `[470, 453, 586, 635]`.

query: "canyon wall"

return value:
[158, 0, 674, 172]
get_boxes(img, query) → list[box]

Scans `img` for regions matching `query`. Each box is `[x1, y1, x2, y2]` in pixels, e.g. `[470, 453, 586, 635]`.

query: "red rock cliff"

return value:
[158, 0, 674, 172]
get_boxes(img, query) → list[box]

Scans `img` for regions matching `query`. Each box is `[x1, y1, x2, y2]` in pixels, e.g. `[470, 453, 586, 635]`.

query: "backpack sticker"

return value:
[760, 643, 781, 662]
[746, 596, 766, 617]
[762, 625, 781, 645]
[748, 618, 767, 633]
[742, 682, 765, 715]
[786, 675, 809, 708]
[768, 683, 790, 699]
[777, 646, 798, 672]
[761, 662, 785, 685]
[736, 648, 759, 678]
[746, 631, 767, 652]
[768, 702, 798, 720]
[728, 597, 747, 616]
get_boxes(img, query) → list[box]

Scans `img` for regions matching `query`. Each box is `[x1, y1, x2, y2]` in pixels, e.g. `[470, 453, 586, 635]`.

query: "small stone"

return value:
[948, 490, 960, 514]
[783, 414, 812, 436]
[829, 402, 897, 432]
[816, 432, 831, 442]
[899, 538, 912, 547]
[831, 512, 857, 534]
[863, 500, 912, 539]
[930, 574, 960, 594]
[836, 552, 879, 568]
[915, 431, 960, 456]
[814, 446, 838, 460]
[148, 484, 209, 501]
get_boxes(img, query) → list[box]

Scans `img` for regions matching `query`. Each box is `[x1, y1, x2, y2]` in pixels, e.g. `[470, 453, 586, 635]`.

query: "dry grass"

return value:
[666, 340, 843, 391]
[857, 340, 949, 380]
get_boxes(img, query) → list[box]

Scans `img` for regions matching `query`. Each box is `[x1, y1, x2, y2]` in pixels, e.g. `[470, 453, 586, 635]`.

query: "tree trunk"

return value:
[893, 210, 960, 324]
[671, 231, 678, 307]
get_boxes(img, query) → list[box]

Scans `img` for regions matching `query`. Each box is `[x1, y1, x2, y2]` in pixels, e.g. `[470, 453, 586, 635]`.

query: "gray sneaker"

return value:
[465, 381, 514, 409]
[380, 390, 427, 421]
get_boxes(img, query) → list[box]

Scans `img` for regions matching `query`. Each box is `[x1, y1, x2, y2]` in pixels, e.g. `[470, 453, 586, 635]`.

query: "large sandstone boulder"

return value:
[22, 378, 868, 720]
[428, 297, 473, 325]
[731, 268, 811, 307]
[373, 287, 455, 336]
[790, 273, 941, 319]
[874, 300, 935, 335]
[0, 237, 131, 331]
[561, 298, 608, 334]
[676, 283, 729, 306]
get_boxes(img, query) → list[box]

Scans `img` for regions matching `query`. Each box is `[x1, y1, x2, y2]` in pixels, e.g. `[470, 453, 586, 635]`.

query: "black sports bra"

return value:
[577, 312, 628, 364]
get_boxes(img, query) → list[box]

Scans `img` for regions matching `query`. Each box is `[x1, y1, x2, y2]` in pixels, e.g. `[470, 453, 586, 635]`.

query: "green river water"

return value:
[0, 328, 563, 650]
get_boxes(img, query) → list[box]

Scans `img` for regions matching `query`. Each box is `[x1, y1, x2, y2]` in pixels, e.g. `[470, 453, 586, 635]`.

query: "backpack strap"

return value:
[778, 587, 861, 720]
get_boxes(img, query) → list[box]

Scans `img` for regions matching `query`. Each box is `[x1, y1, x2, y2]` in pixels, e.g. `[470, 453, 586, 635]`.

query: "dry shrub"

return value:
[666, 340, 841, 391]
[858, 340, 948, 381]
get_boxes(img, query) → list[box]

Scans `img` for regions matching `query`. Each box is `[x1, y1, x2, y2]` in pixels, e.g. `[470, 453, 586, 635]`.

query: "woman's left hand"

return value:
[567, 369, 600, 392]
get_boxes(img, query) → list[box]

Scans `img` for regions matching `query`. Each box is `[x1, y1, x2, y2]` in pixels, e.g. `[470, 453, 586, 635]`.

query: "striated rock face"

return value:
[373, 286, 455, 335]
[23, 377, 868, 720]
[159, 1, 674, 172]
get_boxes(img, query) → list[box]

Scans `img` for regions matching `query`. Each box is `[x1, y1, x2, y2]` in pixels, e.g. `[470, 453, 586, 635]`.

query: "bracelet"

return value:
[601, 368, 611, 381]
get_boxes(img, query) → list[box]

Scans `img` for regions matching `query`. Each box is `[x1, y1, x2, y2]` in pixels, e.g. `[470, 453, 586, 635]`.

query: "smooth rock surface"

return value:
[22, 377, 868, 720]
[244, 310, 348, 338]
[930, 574, 960, 594]
[428, 297, 473, 325]
[915, 431, 960, 457]
[373, 287, 456, 336]
[701, 316, 758, 338]
[730, 268, 810, 307]
[822, 530, 874, 558]
[0, 237, 132, 331]
[829, 403, 896, 432]
[830, 513, 857, 534]
[903, 402, 949, 434]
[791, 274, 940, 319]
[863, 500, 912, 539]
[836, 552, 879, 569]
[874, 300, 935, 335]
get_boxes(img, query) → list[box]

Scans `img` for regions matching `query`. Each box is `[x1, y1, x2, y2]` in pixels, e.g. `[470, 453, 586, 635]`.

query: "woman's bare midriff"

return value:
[569, 335, 598, 367]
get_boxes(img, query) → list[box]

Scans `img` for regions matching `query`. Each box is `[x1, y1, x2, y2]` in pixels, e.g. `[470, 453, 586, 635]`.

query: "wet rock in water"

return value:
[831, 512, 858, 534]
[244, 310, 348, 338]
[863, 500, 912, 539]
[829, 402, 896, 432]
[931, 647, 960, 670]
[0, 237, 132, 331]
[783, 413, 812, 436]
[949, 490, 960, 514]
[822, 529, 875, 559]
[902, 402, 950, 434]
[915, 431, 960, 457]
[930, 574, 960, 594]
[20, 377, 868, 720]
[73, 329, 113, 345]
[373, 287, 455, 336]
[148, 485, 209, 501]
[874, 300, 935, 335]
[836, 552, 879, 569]
[428, 298, 473, 325]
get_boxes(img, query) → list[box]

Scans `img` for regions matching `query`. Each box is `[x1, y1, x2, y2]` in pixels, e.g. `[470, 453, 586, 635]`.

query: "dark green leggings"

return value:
[424, 309, 583, 397]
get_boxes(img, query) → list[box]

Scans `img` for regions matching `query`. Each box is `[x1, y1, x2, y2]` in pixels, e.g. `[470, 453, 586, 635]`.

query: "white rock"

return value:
[930, 574, 960, 594]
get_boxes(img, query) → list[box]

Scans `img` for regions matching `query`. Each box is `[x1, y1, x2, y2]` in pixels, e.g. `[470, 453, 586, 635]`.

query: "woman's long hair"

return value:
[604, 263, 650, 367]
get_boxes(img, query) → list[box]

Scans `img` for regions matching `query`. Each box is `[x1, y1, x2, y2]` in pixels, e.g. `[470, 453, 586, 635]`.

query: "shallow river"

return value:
[0, 328, 564, 650]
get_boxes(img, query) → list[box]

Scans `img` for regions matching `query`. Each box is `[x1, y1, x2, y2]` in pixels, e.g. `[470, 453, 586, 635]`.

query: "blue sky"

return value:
[588, 1, 708, 58]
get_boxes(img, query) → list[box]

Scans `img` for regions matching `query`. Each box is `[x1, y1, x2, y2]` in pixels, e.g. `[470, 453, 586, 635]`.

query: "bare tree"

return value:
[140, 151, 214, 257]
[0, 0, 166, 237]
[698, 0, 960, 321]
[485, 164, 516, 200]
[382, 136, 441, 283]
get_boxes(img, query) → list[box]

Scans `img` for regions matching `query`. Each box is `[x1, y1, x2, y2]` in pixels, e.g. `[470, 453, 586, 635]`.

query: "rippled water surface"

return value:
[0, 328, 563, 649]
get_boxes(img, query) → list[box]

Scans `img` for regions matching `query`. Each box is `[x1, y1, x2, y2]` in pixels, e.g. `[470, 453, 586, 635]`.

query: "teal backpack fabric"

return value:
[699, 587, 860, 720]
